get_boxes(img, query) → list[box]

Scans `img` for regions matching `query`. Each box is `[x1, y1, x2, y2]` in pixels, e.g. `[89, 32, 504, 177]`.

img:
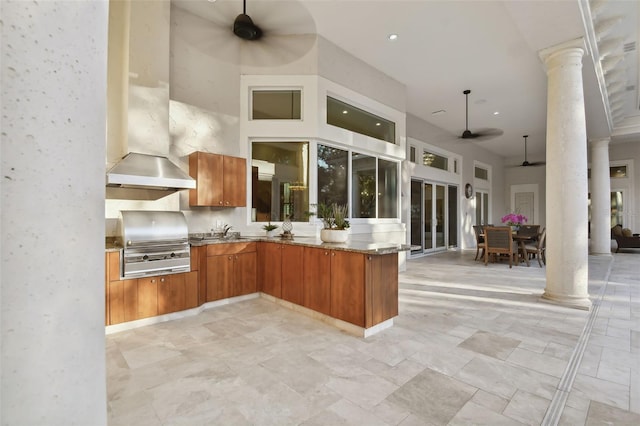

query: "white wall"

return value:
[1, 1, 108, 424]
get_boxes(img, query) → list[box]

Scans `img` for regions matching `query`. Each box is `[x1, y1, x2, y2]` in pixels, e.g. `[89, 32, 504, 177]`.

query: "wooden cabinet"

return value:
[189, 151, 246, 207]
[258, 242, 282, 298]
[258, 242, 304, 303]
[302, 247, 331, 316]
[158, 272, 199, 315]
[281, 245, 304, 305]
[205, 242, 257, 302]
[304, 248, 399, 328]
[330, 251, 366, 327]
[106, 250, 199, 325]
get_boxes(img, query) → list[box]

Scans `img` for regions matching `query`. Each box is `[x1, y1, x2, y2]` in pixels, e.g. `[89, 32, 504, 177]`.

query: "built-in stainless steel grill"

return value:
[118, 210, 190, 278]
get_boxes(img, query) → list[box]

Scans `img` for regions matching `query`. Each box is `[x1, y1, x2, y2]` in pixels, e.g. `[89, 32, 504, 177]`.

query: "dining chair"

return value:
[517, 225, 540, 241]
[525, 227, 546, 267]
[484, 226, 519, 268]
[472, 225, 485, 261]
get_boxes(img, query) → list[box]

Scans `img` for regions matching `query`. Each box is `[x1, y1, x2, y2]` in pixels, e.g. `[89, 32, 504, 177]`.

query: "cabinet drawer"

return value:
[206, 241, 256, 256]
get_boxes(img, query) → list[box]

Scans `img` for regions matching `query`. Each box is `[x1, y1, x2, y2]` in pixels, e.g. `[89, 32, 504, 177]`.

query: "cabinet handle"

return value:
[331, 252, 335, 257]
[225, 201, 230, 205]
[150, 279, 156, 283]
[219, 201, 223, 205]
[228, 256, 233, 260]
[367, 256, 372, 261]
[324, 251, 328, 256]
[160, 278, 165, 282]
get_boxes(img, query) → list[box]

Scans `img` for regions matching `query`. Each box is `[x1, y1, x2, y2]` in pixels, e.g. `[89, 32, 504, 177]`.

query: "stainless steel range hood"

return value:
[106, 152, 196, 200]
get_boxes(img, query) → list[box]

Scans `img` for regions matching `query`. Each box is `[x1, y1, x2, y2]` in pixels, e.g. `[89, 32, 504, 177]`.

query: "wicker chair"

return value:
[525, 228, 546, 267]
[484, 226, 519, 268]
[472, 225, 485, 261]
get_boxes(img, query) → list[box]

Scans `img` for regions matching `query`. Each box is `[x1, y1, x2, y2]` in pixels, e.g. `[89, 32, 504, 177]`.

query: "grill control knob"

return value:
[142, 255, 149, 261]
[170, 253, 176, 257]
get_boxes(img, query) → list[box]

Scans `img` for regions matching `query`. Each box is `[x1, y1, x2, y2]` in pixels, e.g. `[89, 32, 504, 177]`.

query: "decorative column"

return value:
[590, 138, 612, 255]
[539, 39, 591, 310]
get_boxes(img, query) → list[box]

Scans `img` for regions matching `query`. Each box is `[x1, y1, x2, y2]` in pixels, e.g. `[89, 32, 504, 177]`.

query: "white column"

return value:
[590, 138, 612, 255]
[1, 1, 108, 424]
[539, 39, 591, 310]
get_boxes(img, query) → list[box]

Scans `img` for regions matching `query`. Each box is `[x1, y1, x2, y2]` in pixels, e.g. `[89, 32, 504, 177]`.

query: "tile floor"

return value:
[106, 250, 640, 425]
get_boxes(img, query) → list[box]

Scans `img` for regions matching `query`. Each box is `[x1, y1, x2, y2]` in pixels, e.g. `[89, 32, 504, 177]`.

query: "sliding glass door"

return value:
[411, 179, 458, 255]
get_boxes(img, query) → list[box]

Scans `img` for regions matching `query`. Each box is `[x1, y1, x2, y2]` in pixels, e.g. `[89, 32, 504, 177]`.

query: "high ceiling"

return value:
[173, 0, 640, 159]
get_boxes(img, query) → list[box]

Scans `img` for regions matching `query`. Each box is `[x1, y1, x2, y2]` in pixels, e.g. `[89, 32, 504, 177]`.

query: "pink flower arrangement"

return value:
[501, 213, 528, 227]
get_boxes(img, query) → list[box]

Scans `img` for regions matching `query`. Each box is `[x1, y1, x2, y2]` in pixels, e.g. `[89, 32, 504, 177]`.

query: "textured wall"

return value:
[1, 1, 108, 424]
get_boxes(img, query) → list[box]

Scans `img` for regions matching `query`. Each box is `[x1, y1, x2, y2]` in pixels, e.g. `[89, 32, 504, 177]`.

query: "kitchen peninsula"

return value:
[106, 237, 409, 337]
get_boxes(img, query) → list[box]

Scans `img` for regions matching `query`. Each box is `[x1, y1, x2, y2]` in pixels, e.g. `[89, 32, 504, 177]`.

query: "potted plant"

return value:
[501, 213, 528, 231]
[315, 202, 350, 243]
[262, 222, 279, 237]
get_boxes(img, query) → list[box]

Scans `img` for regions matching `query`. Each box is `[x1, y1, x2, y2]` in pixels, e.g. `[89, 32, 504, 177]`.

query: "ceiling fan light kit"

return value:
[233, 13, 262, 40]
[233, 0, 262, 40]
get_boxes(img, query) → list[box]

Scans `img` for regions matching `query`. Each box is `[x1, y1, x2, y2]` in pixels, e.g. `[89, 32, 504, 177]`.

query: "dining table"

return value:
[479, 230, 536, 267]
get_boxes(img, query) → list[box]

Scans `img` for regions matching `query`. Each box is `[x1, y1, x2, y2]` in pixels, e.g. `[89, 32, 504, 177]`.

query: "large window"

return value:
[251, 142, 309, 222]
[352, 153, 377, 218]
[317, 144, 399, 221]
[317, 145, 348, 207]
[378, 158, 398, 218]
[327, 96, 396, 143]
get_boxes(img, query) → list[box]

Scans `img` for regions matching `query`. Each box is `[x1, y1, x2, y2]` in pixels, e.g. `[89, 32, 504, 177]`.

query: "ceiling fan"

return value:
[173, 0, 317, 68]
[520, 135, 545, 167]
[459, 89, 503, 140]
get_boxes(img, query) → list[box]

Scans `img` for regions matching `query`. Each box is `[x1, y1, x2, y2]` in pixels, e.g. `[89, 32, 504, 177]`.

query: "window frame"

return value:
[249, 86, 304, 121]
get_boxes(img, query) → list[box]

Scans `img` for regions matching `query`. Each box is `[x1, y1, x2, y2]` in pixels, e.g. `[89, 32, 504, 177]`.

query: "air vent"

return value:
[623, 42, 636, 52]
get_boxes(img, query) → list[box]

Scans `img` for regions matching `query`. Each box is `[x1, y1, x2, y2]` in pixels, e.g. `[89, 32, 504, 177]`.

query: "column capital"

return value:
[589, 137, 611, 148]
[539, 37, 586, 66]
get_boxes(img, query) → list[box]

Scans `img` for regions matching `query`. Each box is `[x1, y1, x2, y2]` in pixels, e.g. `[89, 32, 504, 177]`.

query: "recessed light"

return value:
[388, 34, 398, 41]
[375, 122, 381, 126]
[493, 111, 500, 115]
[342, 110, 348, 114]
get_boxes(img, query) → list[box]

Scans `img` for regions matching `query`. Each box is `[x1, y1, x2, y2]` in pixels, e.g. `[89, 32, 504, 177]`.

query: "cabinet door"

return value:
[206, 255, 233, 301]
[223, 155, 246, 207]
[189, 152, 224, 206]
[123, 279, 138, 322]
[281, 245, 304, 305]
[108, 280, 124, 325]
[366, 254, 399, 328]
[137, 277, 158, 319]
[235, 252, 257, 296]
[303, 247, 331, 316]
[158, 274, 186, 315]
[185, 271, 199, 309]
[260, 243, 282, 297]
[330, 251, 365, 327]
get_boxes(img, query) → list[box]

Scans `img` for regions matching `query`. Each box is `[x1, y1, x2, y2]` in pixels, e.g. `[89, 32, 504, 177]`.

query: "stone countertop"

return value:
[189, 235, 410, 255]
[105, 237, 122, 252]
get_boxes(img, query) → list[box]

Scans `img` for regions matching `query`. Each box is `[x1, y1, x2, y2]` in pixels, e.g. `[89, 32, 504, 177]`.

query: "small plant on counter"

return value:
[262, 222, 278, 232]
